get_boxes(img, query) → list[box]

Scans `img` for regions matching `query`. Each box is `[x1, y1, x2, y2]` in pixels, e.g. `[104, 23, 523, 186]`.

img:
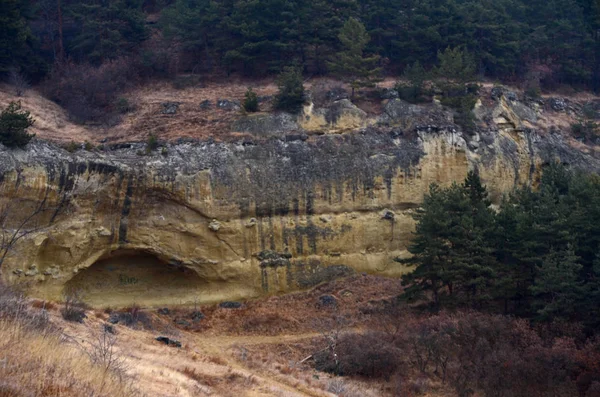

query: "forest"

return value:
[3, 0, 600, 92]
[400, 165, 600, 331]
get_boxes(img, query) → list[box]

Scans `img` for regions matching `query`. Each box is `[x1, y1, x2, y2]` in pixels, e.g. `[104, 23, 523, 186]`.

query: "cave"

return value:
[65, 250, 204, 307]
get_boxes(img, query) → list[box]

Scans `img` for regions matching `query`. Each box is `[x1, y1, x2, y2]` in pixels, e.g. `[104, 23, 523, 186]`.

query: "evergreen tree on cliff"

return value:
[327, 17, 381, 98]
[400, 173, 497, 309]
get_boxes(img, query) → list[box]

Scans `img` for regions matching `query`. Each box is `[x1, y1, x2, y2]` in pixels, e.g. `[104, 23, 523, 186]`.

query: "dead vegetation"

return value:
[0, 284, 135, 397]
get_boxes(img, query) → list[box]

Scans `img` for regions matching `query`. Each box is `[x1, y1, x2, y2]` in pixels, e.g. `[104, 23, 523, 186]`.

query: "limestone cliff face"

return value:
[1, 92, 599, 307]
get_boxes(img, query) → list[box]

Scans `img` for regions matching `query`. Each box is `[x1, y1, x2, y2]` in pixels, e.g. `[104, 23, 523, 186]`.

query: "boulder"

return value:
[217, 99, 241, 111]
[208, 219, 221, 232]
[491, 86, 518, 102]
[317, 295, 337, 307]
[550, 98, 567, 112]
[380, 88, 399, 100]
[300, 99, 367, 132]
[161, 102, 180, 115]
[155, 336, 182, 348]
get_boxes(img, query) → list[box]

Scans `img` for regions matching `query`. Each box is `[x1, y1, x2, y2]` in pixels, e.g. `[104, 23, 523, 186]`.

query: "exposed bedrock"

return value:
[1, 95, 599, 306]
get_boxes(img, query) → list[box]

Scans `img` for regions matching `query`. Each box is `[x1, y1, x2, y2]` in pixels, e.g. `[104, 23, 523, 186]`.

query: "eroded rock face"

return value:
[1, 94, 599, 307]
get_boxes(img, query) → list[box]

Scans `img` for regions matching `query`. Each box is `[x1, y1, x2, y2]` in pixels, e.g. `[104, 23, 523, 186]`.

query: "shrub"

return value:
[274, 66, 305, 113]
[439, 83, 479, 134]
[396, 312, 597, 397]
[243, 88, 259, 112]
[61, 290, 87, 323]
[64, 141, 79, 153]
[571, 121, 599, 142]
[396, 61, 431, 104]
[116, 97, 134, 114]
[146, 133, 158, 153]
[314, 331, 401, 380]
[9, 68, 29, 97]
[0, 101, 35, 148]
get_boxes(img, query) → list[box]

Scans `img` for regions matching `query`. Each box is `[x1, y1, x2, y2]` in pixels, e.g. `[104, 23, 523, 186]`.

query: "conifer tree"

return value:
[0, 101, 35, 149]
[0, 0, 32, 73]
[327, 17, 382, 97]
[274, 66, 305, 113]
[69, 0, 148, 64]
[531, 246, 585, 321]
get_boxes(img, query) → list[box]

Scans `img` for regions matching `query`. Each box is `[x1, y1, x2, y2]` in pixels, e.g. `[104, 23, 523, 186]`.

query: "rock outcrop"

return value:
[1, 91, 599, 307]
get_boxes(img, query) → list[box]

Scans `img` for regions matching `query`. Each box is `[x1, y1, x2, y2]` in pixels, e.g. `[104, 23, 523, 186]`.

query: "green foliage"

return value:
[116, 97, 133, 114]
[401, 164, 600, 327]
[0, 101, 35, 149]
[400, 171, 497, 309]
[5, 0, 600, 90]
[243, 88, 259, 113]
[395, 61, 430, 104]
[0, 0, 31, 73]
[64, 141, 79, 153]
[69, 0, 148, 64]
[274, 66, 305, 113]
[435, 47, 476, 82]
[327, 18, 382, 97]
[146, 133, 158, 153]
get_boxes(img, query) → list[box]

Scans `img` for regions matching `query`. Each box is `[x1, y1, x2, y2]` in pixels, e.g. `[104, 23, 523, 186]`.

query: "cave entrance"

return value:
[65, 250, 203, 307]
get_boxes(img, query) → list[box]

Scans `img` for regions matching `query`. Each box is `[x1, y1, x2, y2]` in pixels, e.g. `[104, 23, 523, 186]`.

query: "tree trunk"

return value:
[57, 0, 64, 62]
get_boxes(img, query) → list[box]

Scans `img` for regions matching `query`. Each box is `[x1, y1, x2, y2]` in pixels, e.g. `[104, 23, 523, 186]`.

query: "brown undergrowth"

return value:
[0, 285, 136, 397]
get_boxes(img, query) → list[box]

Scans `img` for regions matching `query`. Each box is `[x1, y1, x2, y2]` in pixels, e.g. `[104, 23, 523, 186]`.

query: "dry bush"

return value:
[0, 284, 52, 331]
[87, 326, 128, 380]
[0, 319, 135, 397]
[8, 68, 29, 97]
[310, 79, 348, 107]
[31, 299, 56, 310]
[396, 312, 600, 397]
[110, 304, 153, 329]
[42, 58, 138, 125]
[0, 283, 134, 397]
[314, 331, 401, 380]
[61, 289, 87, 323]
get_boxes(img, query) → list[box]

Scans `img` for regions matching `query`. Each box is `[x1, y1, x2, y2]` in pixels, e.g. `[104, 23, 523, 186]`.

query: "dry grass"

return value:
[0, 319, 135, 397]
[30, 299, 57, 311]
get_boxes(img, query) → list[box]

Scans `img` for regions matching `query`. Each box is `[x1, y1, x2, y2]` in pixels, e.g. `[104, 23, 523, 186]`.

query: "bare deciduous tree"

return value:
[8, 69, 29, 97]
[88, 325, 128, 379]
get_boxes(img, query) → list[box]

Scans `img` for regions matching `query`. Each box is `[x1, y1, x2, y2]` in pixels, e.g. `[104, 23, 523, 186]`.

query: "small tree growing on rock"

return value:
[243, 87, 259, 112]
[274, 66, 305, 113]
[0, 101, 35, 148]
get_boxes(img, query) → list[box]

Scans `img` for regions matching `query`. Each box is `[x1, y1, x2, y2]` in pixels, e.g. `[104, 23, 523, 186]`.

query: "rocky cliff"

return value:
[1, 87, 599, 307]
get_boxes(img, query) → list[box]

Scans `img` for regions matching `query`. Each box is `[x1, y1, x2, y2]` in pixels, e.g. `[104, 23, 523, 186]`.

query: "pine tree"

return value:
[435, 46, 476, 82]
[69, 0, 148, 64]
[0, 101, 35, 149]
[531, 246, 585, 321]
[400, 183, 451, 308]
[0, 0, 31, 73]
[274, 66, 305, 113]
[327, 17, 382, 97]
[401, 176, 497, 309]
